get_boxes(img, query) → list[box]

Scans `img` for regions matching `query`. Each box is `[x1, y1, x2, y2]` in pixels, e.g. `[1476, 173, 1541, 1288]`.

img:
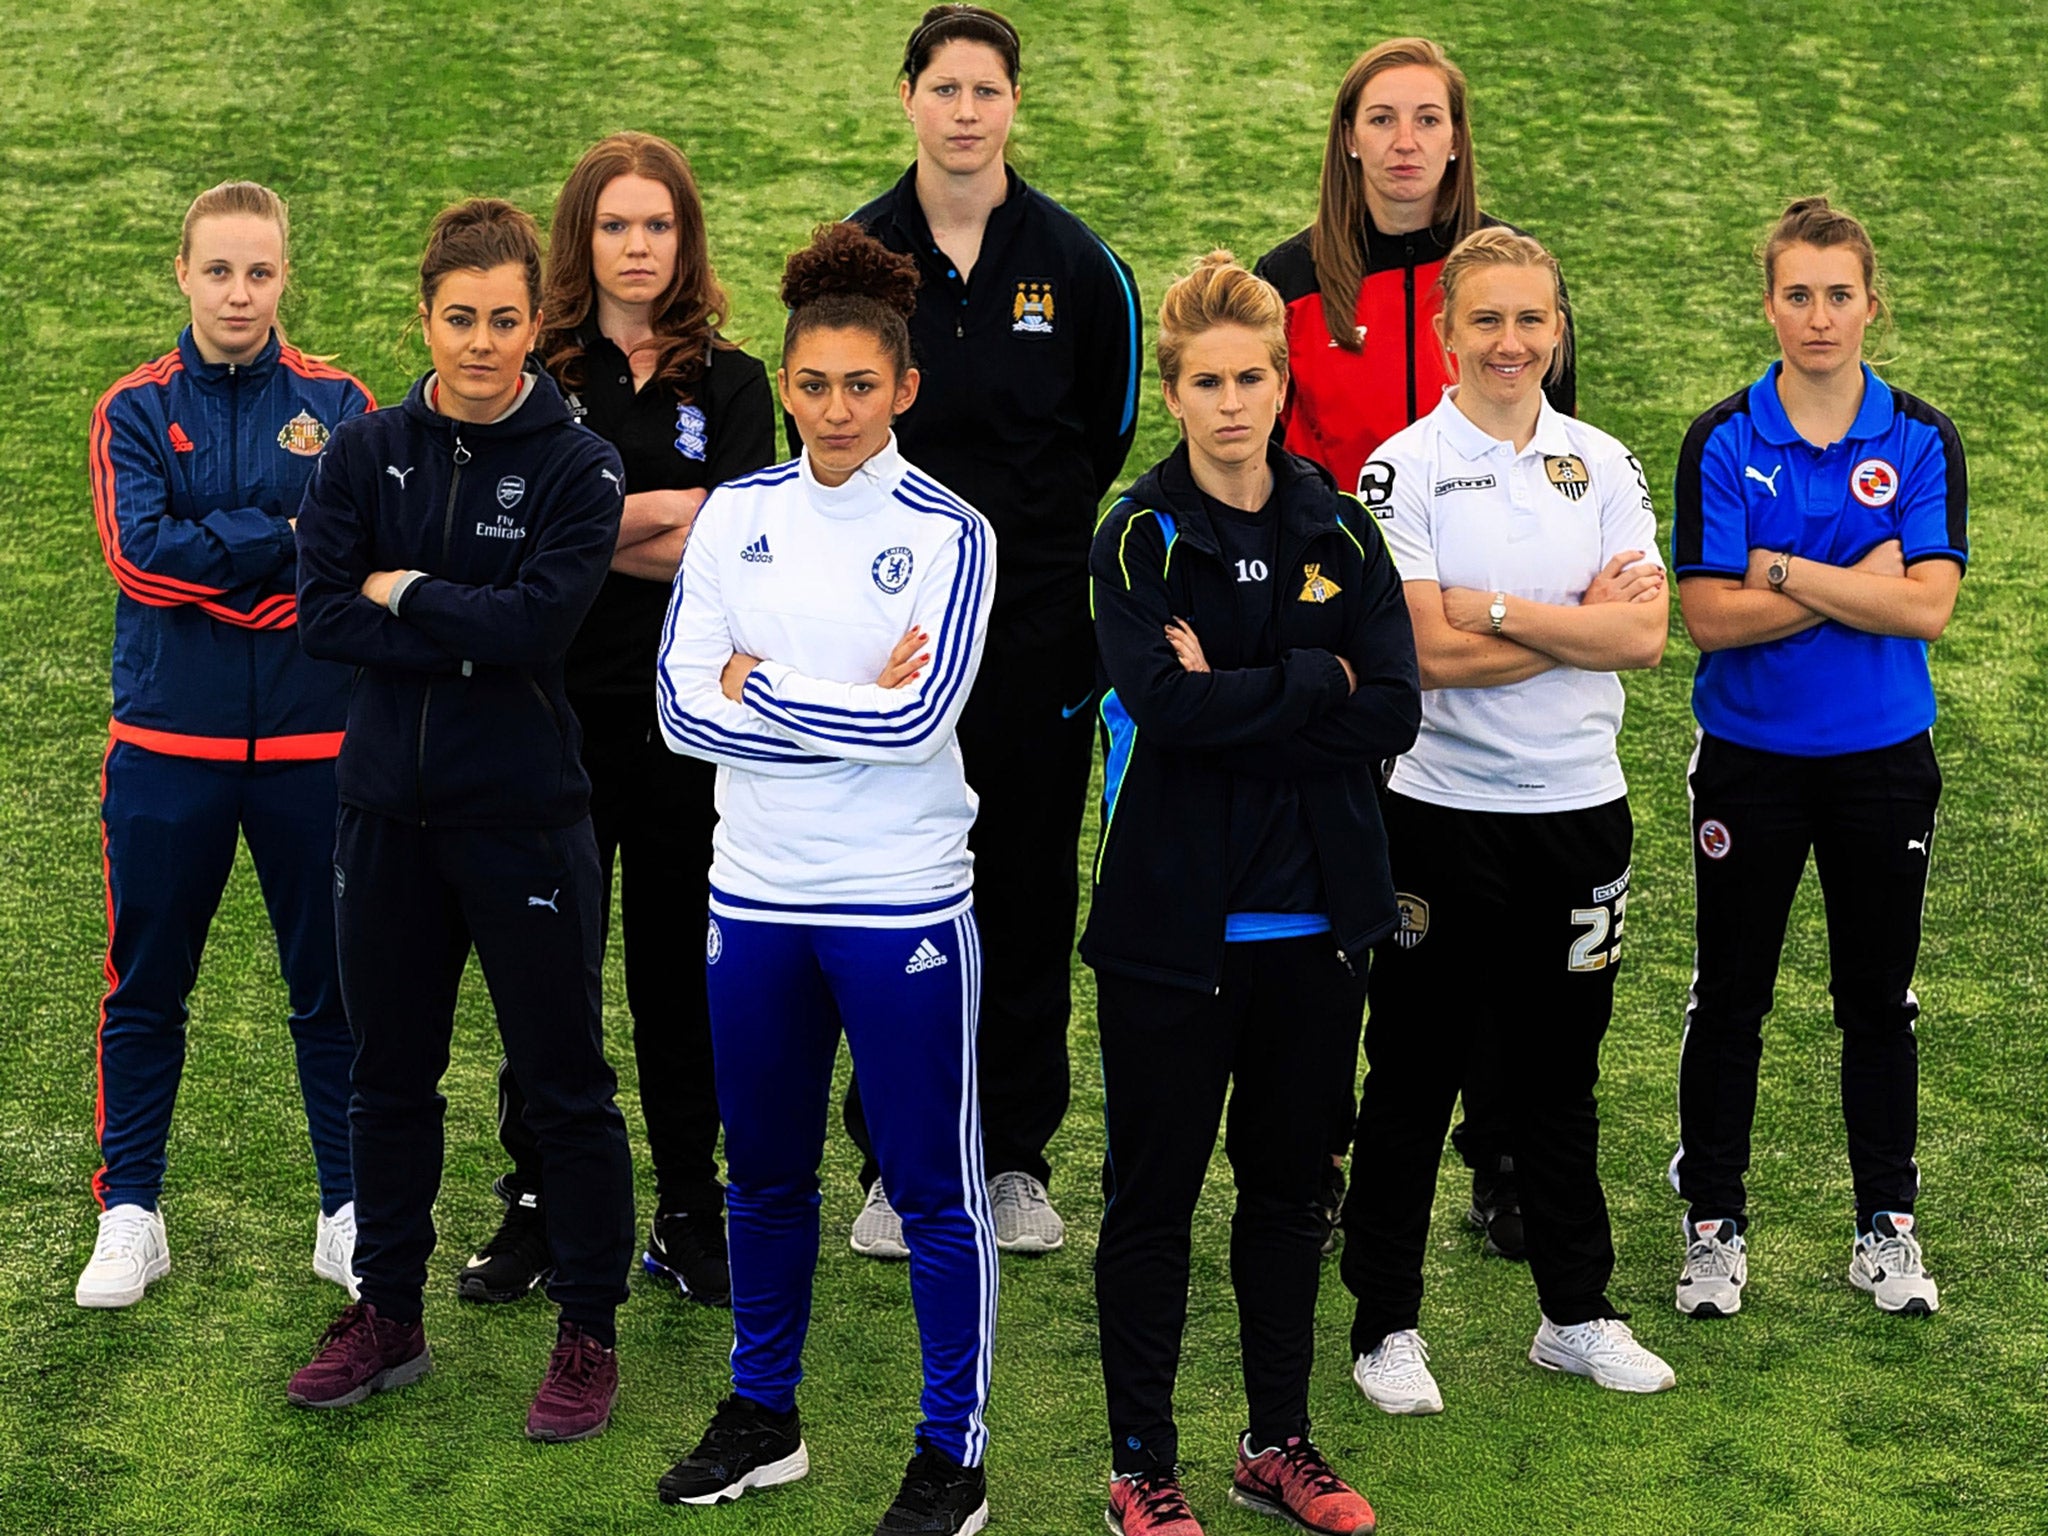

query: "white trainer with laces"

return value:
[314, 1201, 361, 1299]
[850, 1179, 910, 1261]
[1675, 1217, 1747, 1317]
[987, 1171, 1065, 1254]
[76, 1203, 170, 1309]
[1353, 1327, 1444, 1415]
[1850, 1212, 1939, 1315]
[1529, 1316, 1676, 1394]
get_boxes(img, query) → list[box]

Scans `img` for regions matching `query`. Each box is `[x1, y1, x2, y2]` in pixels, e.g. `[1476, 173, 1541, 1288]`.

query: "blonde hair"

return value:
[1436, 226, 1571, 385]
[1311, 38, 1479, 351]
[1156, 250, 1288, 387]
[178, 180, 289, 264]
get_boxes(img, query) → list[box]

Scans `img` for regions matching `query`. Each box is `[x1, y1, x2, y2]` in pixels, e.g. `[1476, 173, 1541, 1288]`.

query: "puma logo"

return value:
[527, 889, 560, 912]
[386, 465, 415, 487]
[1906, 835, 1930, 856]
[1745, 464, 1782, 496]
[600, 468, 623, 489]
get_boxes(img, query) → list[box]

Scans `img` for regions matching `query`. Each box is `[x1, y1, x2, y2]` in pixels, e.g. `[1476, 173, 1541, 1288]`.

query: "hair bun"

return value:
[779, 222, 921, 320]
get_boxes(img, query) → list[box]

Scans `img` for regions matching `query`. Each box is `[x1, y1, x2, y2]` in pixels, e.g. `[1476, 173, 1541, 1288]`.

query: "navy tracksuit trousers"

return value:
[94, 741, 354, 1214]
[333, 805, 634, 1338]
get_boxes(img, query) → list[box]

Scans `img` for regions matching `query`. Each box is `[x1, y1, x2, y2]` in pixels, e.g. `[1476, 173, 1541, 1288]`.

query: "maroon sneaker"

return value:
[1231, 1435, 1376, 1534]
[525, 1319, 618, 1442]
[287, 1302, 431, 1409]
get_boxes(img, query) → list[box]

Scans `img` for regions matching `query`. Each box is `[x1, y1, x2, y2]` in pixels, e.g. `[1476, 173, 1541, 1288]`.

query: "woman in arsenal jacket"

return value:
[835, 3, 1143, 1260]
[1256, 33, 1577, 1264]
[1085, 253, 1417, 1536]
[77, 180, 372, 1313]
[287, 199, 635, 1445]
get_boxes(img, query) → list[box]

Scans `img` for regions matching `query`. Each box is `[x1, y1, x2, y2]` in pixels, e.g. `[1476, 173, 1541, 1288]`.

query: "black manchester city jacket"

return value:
[844, 164, 1142, 656]
[1080, 443, 1421, 993]
[295, 367, 625, 828]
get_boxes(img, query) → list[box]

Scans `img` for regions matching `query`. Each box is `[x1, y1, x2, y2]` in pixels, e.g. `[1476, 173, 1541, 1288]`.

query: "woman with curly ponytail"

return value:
[652, 222, 998, 1534]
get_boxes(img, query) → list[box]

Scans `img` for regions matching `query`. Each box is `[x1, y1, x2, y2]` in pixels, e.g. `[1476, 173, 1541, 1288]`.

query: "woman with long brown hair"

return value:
[1256, 34, 1578, 1278]
[456, 132, 774, 1313]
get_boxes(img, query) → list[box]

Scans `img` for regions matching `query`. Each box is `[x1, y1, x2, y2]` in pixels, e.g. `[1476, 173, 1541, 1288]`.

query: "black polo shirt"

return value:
[558, 320, 775, 698]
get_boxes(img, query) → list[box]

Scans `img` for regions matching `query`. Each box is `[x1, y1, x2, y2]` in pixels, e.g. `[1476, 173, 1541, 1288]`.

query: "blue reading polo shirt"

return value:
[1672, 363, 1967, 757]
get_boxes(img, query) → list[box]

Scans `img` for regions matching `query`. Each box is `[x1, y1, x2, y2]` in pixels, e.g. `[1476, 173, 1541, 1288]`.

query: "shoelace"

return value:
[991, 1174, 1048, 1214]
[545, 1331, 604, 1392]
[1373, 1330, 1431, 1381]
[1863, 1232, 1924, 1275]
[1563, 1318, 1644, 1361]
[696, 1397, 781, 1461]
[96, 1211, 155, 1261]
[891, 1451, 963, 1513]
[1271, 1440, 1348, 1498]
[313, 1302, 373, 1356]
[1685, 1236, 1742, 1279]
[1124, 1470, 1194, 1520]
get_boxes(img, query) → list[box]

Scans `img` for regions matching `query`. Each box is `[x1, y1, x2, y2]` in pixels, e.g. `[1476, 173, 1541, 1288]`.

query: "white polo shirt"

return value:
[1361, 389, 1662, 813]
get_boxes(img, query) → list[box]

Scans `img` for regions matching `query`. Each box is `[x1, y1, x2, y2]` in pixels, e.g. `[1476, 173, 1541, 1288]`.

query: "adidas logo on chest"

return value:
[905, 937, 949, 974]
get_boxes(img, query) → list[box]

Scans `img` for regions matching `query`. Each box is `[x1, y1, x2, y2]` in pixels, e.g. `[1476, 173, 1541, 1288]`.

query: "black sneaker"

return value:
[657, 1394, 809, 1506]
[876, 1446, 989, 1535]
[1318, 1160, 1346, 1257]
[644, 1207, 731, 1307]
[456, 1190, 553, 1303]
[1466, 1170, 1526, 1262]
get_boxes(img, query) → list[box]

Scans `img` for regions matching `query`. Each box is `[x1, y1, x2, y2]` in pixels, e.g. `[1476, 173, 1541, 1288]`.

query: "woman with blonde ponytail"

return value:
[1084, 252, 1418, 1536]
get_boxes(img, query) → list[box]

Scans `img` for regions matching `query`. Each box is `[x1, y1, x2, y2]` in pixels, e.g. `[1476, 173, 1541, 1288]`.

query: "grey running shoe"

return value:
[1674, 1217, 1747, 1318]
[988, 1171, 1065, 1254]
[851, 1179, 911, 1261]
[1850, 1212, 1939, 1315]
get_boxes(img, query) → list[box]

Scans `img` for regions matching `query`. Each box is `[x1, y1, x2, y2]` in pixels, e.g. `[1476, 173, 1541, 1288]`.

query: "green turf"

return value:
[4, 2, 2046, 1531]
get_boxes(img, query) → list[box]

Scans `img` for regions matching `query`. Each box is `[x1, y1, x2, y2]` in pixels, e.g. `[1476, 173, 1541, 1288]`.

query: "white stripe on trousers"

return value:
[952, 911, 998, 1468]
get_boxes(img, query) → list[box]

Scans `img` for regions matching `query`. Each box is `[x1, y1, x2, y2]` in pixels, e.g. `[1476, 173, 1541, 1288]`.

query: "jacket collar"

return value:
[1747, 361, 1895, 447]
[176, 325, 281, 387]
[1127, 440, 1342, 557]
[399, 359, 573, 446]
[799, 432, 906, 519]
[886, 162, 1031, 279]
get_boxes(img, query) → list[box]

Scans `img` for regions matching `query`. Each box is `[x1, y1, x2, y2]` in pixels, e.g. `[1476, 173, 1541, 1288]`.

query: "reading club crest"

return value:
[277, 410, 329, 456]
[1012, 280, 1055, 335]
[872, 547, 914, 594]
[1544, 454, 1591, 501]
[1850, 458, 1899, 508]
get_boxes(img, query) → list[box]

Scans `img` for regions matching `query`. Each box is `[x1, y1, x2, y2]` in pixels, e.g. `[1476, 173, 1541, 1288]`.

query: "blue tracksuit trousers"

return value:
[705, 902, 997, 1467]
[94, 741, 354, 1214]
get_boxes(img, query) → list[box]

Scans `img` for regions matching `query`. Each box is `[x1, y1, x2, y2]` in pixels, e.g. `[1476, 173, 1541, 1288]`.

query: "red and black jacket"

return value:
[89, 326, 374, 762]
[1255, 215, 1577, 497]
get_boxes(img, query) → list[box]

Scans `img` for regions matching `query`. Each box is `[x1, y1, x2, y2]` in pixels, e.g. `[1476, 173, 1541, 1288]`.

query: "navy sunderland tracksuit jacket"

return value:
[295, 366, 635, 1330]
[87, 326, 373, 1213]
[1082, 445, 1422, 993]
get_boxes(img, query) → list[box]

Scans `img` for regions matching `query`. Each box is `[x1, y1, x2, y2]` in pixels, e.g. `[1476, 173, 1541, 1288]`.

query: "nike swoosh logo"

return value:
[1060, 692, 1096, 719]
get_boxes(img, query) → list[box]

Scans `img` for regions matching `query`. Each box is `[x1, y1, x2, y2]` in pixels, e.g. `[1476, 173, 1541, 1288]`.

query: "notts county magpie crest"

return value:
[1543, 454, 1591, 501]
[1393, 893, 1430, 949]
[1012, 280, 1055, 335]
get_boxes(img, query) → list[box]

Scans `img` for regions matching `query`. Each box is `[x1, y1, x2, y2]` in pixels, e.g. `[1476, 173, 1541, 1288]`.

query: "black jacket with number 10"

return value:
[1082, 443, 1421, 993]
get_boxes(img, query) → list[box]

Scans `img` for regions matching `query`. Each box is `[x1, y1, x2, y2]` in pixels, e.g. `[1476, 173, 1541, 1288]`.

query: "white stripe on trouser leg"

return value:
[1669, 727, 1706, 1199]
[952, 912, 997, 1466]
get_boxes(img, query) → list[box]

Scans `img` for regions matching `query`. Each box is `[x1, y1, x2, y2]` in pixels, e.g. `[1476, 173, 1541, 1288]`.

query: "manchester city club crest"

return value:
[1392, 893, 1430, 949]
[1012, 280, 1055, 334]
[872, 546, 914, 594]
[277, 409, 329, 456]
[674, 402, 708, 460]
[1543, 454, 1591, 501]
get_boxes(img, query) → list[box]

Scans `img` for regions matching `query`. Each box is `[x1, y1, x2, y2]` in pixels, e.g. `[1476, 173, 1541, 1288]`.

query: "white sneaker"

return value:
[1850, 1212, 1939, 1315]
[849, 1180, 910, 1261]
[987, 1171, 1065, 1254]
[314, 1201, 361, 1300]
[76, 1204, 170, 1309]
[1529, 1316, 1676, 1394]
[1674, 1217, 1747, 1318]
[1352, 1328, 1443, 1415]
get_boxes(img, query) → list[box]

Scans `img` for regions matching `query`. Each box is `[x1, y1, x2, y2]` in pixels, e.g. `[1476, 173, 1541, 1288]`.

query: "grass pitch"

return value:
[3, 2, 2046, 1532]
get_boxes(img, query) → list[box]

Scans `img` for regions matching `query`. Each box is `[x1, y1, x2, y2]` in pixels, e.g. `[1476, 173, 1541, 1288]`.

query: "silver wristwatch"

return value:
[1488, 591, 1508, 635]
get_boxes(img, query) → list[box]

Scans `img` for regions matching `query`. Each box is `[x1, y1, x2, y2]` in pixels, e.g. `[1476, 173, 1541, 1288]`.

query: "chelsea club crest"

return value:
[872, 546, 914, 594]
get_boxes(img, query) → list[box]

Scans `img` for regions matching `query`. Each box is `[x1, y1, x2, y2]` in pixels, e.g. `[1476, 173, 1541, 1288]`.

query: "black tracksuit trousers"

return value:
[845, 631, 1094, 1190]
[1094, 937, 1367, 1473]
[1343, 792, 1632, 1357]
[336, 805, 634, 1339]
[1673, 731, 1941, 1235]
[497, 694, 724, 1218]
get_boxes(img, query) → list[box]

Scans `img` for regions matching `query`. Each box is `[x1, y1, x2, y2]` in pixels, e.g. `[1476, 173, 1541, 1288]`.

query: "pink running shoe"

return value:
[1231, 1435, 1376, 1534]
[1107, 1467, 1205, 1535]
[526, 1319, 619, 1442]
[287, 1302, 430, 1409]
